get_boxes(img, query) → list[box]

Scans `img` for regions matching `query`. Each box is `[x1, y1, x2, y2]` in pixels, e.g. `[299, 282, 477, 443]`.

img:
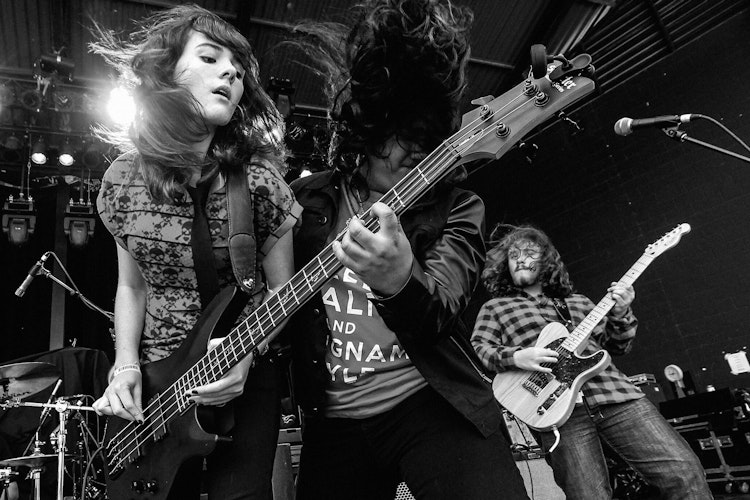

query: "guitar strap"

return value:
[552, 297, 587, 407]
[186, 176, 220, 308]
[226, 166, 258, 295]
[186, 165, 258, 436]
[551, 298, 574, 331]
[187, 166, 259, 310]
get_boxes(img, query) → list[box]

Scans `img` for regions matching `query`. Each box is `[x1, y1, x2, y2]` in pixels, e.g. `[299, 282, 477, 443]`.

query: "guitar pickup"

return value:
[147, 392, 169, 441]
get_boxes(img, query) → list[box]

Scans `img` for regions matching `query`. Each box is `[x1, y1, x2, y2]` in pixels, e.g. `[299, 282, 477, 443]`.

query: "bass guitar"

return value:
[492, 223, 691, 432]
[103, 51, 596, 499]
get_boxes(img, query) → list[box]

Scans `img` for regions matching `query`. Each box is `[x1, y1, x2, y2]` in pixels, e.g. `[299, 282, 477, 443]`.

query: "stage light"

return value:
[64, 201, 96, 248]
[58, 140, 75, 167]
[2, 196, 36, 246]
[1, 134, 24, 163]
[30, 137, 47, 165]
[82, 143, 103, 169]
[267, 77, 295, 119]
[21, 88, 43, 112]
[107, 87, 135, 126]
[36, 53, 75, 82]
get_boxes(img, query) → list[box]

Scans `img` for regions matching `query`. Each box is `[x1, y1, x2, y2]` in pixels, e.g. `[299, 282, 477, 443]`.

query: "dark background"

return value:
[1, 3, 749, 400]
[469, 11, 750, 395]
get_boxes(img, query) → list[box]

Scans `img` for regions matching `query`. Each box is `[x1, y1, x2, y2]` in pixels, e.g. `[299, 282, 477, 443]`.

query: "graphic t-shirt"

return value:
[323, 183, 427, 418]
[97, 153, 302, 362]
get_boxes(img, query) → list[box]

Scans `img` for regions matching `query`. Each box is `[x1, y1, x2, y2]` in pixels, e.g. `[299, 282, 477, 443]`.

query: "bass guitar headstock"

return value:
[453, 45, 595, 165]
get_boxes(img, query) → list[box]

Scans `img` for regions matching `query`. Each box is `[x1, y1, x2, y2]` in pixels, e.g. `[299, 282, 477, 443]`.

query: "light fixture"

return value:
[64, 200, 96, 248]
[267, 77, 295, 119]
[106, 87, 135, 126]
[30, 137, 47, 165]
[58, 140, 75, 167]
[36, 53, 76, 83]
[82, 143, 103, 169]
[2, 196, 36, 246]
[1, 134, 24, 163]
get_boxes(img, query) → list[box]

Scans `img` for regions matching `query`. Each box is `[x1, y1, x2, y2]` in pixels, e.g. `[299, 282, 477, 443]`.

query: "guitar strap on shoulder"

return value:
[552, 298, 574, 331]
[187, 179, 220, 308]
[226, 165, 258, 294]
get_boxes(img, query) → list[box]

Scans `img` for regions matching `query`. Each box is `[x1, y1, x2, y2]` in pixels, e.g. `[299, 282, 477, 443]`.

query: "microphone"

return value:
[15, 252, 51, 297]
[614, 114, 696, 136]
[38, 379, 63, 425]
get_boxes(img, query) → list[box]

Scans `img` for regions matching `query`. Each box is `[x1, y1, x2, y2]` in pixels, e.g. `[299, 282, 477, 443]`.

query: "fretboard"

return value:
[561, 252, 655, 353]
[179, 143, 461, 391]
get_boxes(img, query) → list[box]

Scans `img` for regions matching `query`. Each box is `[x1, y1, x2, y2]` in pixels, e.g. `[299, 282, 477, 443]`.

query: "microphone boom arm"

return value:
[662, 127, 750, 164]
[36, 266, 114, 321]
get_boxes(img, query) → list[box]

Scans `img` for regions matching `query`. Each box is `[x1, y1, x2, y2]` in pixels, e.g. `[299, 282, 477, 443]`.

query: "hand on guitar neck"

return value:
[607, 281, 635, 318]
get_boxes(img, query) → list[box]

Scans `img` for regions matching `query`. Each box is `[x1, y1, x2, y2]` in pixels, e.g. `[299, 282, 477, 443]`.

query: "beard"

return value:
[511, 264, 540, 288]
[512, 273, 537, 287]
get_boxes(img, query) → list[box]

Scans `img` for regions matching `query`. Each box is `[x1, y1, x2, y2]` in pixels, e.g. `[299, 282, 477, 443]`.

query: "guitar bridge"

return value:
[522, 372, 553, 396]
[536, 384, 568, 415]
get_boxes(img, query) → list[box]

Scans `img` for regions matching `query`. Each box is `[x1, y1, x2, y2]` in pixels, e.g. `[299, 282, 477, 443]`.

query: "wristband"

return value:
[109, 363, 141, 383]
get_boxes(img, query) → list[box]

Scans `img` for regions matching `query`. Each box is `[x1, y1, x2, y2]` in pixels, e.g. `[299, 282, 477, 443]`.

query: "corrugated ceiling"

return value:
[0, 0, 747, 178]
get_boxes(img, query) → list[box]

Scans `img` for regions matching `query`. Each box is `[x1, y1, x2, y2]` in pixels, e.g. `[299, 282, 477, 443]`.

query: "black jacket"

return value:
[287, 170, 504, 437]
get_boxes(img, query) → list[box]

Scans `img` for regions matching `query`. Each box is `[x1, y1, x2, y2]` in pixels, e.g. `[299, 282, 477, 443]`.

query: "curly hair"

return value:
[482, 224, 575, 299]
[90, 4, 287, 202]
[290, 0, 473, 186]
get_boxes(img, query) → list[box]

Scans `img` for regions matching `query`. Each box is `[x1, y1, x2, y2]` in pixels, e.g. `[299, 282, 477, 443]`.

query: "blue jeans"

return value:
[296, 386, 529, 500]
[537, 397, 711, 500]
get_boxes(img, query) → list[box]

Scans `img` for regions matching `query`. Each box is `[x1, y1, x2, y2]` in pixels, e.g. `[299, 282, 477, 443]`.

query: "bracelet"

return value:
[109, 363, 141, 383]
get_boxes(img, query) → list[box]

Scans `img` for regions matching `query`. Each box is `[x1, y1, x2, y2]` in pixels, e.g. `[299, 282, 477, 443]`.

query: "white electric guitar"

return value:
[493, 223, 691, 431]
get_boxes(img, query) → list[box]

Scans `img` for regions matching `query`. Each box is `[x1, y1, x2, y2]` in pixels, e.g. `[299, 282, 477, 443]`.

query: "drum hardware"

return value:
[1, 397, 96, 500]
[1, 467, 20, 499]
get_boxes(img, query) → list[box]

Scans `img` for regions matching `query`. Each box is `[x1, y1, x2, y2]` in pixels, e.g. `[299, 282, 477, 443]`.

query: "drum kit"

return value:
[0, 361, 105, 500]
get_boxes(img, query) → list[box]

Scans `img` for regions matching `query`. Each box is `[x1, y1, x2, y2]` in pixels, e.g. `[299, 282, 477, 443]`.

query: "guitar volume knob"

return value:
[146, 480, 159, 493]
[131, 480, 145, 494]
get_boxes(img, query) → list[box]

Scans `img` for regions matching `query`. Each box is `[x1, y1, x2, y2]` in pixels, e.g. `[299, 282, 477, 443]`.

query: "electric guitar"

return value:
[103, 54, 596, 499]
[492, 223, 692, 432]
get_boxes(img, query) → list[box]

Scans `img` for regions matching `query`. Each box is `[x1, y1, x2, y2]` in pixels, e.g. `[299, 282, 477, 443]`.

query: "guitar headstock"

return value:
[453, 54, 595, 164]
[645, 223, 692, 257]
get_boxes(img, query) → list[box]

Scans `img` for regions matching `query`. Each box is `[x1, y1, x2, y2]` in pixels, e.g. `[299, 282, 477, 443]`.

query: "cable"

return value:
[693, 114, 750, 154]
[45, 252, 115, 322]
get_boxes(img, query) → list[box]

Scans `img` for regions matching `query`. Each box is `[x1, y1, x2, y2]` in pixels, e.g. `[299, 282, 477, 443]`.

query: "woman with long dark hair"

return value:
[91, 5, 301, 498]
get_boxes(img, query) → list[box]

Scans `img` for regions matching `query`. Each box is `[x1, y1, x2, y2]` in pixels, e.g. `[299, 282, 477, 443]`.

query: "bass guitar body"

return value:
[492, 322, 610, 431]
[104, 287, 246, 500]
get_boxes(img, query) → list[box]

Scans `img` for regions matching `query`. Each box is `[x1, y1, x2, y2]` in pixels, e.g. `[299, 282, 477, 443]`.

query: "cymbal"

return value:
[0, 362, 60, 403]
[0, 453, 72, 469]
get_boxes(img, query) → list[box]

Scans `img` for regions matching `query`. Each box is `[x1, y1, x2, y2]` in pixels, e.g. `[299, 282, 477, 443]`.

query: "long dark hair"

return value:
[91, 4, 287, 202]
[482, 224, 575, 299]
[289, 0, 473, 188]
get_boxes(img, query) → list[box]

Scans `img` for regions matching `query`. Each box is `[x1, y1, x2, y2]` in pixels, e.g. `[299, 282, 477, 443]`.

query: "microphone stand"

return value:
[34, 255, 114, 323]
[662, 127, 750, 164]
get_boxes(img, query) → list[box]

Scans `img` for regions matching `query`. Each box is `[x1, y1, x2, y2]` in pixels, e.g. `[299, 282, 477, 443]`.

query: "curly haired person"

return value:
[284, 1, 528, 498]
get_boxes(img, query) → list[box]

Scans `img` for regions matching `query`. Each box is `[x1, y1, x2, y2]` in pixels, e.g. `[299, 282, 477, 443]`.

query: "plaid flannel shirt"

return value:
[471, 291, 644, 409]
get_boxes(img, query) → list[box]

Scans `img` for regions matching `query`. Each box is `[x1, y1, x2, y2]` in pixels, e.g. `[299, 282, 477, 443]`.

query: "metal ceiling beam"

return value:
[119, 2, 516, 72]
[644, 0, 675, 52]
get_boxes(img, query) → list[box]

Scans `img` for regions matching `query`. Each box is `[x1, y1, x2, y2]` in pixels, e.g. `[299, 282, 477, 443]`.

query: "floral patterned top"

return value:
[97, 153, 302, 363]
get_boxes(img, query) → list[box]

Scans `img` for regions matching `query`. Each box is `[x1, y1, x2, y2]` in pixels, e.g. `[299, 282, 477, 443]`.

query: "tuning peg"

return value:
[471, 96, 495, 106]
